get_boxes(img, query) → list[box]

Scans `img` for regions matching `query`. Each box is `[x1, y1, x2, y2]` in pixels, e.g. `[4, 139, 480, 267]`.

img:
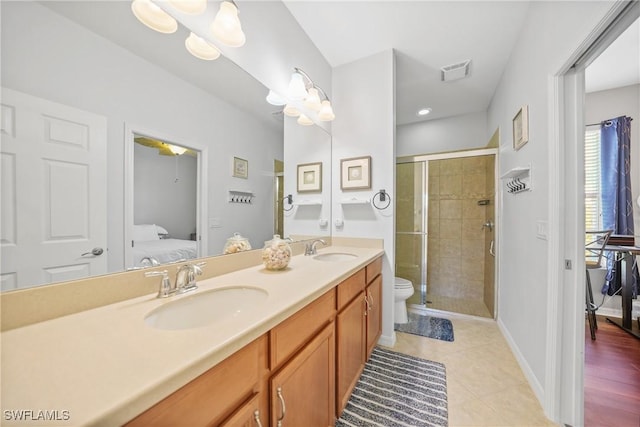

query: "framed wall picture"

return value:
[341, 156, 371, 190]
[512, 105, 529, 150]
[297, 162, 322, 192]
[232, 156, 248, 179]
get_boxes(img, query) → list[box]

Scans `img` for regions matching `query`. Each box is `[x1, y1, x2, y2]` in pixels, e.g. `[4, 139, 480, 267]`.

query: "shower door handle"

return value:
[489, 240, 496, 257]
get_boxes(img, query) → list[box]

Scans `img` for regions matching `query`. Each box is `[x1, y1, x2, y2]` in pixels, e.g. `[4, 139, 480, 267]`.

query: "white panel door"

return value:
[0, 88, 107, 290]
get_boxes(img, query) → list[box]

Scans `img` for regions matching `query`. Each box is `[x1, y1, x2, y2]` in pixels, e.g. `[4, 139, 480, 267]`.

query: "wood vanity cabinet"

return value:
[335, 256, 383, 416]
[125, 335, 268, 427]
[365, 256, 383, 359]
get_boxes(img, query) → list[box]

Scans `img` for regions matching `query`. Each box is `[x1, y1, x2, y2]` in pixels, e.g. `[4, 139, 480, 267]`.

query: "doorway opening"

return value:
[396, 148, 497, 319]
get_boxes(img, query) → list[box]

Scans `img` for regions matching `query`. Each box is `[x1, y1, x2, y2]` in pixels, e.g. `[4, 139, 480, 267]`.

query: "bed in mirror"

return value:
[0, 1, 331, 291]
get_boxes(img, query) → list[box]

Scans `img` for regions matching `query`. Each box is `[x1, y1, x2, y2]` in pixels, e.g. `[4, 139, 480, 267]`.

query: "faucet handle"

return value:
[145, 270, 173, 298]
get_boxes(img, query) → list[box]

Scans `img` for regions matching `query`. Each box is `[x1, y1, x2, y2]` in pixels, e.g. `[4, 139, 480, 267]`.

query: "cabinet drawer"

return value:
[365, 256, 383, 284]
[270, 289, 336, 369]
[125, 336, 264, 427]
[336, 269, 365, 311]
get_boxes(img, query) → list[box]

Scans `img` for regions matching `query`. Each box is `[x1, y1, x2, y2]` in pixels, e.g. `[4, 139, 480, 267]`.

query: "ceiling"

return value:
[284, 1, 532, 125]
[42, 1, 639, 129]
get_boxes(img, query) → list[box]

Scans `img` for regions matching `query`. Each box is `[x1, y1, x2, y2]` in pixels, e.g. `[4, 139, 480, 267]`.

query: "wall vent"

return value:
[440, 60, 471, 82]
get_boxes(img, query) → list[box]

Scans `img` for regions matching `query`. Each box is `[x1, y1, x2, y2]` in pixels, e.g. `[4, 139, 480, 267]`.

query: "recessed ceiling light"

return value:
[417, 108, 432, 117]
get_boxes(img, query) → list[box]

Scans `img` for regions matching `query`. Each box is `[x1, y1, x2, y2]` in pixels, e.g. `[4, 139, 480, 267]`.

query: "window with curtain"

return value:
[585, 127, 603, 231]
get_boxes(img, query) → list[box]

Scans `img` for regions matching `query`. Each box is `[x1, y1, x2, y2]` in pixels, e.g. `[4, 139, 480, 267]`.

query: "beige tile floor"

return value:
[386, 309, 558, 426]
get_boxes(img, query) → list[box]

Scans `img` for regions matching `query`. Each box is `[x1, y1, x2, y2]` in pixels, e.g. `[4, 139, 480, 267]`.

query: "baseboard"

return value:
[497, 318, 545, 405]
[378, 331, 396, 348]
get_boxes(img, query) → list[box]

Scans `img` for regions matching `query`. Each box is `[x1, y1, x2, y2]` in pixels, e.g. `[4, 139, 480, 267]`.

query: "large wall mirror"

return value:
[0, 1, 331, 291]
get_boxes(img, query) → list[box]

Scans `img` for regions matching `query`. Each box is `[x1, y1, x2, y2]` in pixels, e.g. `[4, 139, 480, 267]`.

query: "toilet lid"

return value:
[394, 277, 413, 289]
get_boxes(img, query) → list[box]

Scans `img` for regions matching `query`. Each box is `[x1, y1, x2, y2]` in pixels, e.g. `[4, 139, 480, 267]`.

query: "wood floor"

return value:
[584, 316, 640, 427]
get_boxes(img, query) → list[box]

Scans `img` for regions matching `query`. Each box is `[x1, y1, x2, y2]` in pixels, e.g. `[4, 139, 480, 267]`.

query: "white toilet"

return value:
[394, 277, 415, 324]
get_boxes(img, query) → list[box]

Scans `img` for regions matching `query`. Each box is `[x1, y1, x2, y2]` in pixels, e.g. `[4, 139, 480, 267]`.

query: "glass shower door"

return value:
[395, 161, 427, 305]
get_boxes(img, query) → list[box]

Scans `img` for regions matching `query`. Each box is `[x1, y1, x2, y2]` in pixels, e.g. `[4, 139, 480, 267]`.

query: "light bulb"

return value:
[304, 88, 322, 111]
[318, 100, 335, 121]
[131, 0, 178, 34]
[266, 90, 287, 106]
[288, 72, 308, 100]
[185, 32, 221, 60]
[210, 1, 246, 47]
[297, 114, 314, 126]
[283, 104, 301, 117]
[168, 0, 207, 14]
[169, 144, 187, 155]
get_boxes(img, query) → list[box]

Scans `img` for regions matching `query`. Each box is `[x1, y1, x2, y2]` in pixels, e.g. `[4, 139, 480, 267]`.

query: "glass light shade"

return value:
[169, 144, 187, 155]
[185, 32, 221, 60]
[168, 0, 207, 15]
[283, 104, 301, 117]
[210, 1, 246, 47]
[318, 100, 335, 121]
[303, 88, 322, 111]
[297, 114, 314, 126]
[288, 73, 308, 100]
[131, 0, 178, 34]
[266, 90, 287, 106]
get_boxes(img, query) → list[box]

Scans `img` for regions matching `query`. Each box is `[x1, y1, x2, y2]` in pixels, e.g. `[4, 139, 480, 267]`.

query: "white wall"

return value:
[486, 0, 618, 419]
[585, 84, 640, 236]
[397, 111, 488, 157]
[283, 119, 332, 238]
[1, 2, 283, 272]
[332, 50, 396, 346]
[133, 144, 197, 241]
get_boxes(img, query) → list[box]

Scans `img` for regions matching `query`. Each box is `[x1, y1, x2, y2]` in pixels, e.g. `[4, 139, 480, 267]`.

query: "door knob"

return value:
[81, 247, 104, 257]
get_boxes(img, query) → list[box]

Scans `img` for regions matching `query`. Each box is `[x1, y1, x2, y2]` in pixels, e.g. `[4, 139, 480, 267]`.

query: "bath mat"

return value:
[336, 347, 448, 427]
[394, 312, 454, 342]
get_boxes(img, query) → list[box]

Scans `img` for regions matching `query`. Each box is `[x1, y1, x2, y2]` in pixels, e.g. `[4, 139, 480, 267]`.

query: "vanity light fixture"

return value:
[283, 104, 301, 117]
[132, 0, 246, 63]
[284, 68, 336, 123]
[131, 0, 178, 34]
[417, 107, 432, 117]
[210, 1, 246, 47]
[168, 0, 207, 15]
[297, 114, 314, 126]
[185, 32, 221, 60]
[266, 90, 287, 106]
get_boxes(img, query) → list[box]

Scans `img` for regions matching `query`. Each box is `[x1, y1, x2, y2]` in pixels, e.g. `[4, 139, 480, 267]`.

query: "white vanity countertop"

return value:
[0, 246, 383, 426]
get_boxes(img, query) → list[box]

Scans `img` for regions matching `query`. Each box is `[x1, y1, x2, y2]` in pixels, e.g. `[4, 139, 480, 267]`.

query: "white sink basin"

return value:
[144, 287, 268, 330]
[313, 252, 358, 262]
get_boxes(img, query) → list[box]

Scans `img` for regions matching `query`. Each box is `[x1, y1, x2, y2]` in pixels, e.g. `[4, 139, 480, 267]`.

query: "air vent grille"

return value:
[441, 60, 471, 82]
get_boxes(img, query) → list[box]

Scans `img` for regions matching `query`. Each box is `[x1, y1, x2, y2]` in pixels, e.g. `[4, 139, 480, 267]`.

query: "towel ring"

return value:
[283, 194, 294, 212]
[372, 190, 391, 210]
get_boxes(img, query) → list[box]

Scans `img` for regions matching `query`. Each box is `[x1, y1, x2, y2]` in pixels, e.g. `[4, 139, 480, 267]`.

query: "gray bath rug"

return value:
[394, 312, 454, 342]
[335, 347, 448, 427]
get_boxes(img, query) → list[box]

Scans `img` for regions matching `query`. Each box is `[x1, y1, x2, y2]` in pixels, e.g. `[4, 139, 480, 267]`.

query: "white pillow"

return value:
[155, 225, 169, 236]
[133, 224, 160, 242]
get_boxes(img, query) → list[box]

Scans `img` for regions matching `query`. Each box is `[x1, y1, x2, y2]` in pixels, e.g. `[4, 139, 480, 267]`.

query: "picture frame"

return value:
[232, 156, 248, 179]
[341, 156, 371, 190]
[512, 105, 529, 151]
[297, 162, 322, 192]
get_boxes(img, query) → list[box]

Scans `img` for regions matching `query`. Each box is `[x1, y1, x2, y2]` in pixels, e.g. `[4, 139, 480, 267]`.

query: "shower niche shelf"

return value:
[501, 165, 532, 194]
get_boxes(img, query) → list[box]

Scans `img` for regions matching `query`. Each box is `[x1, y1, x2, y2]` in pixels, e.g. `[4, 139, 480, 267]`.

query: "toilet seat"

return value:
[394, 277, 413, 290]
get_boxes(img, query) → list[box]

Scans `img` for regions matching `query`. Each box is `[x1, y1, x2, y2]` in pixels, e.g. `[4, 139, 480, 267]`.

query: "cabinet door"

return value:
[366, 275, 383, 359]
[271, 323, 335, 427]
[220, 394, 265, 427]
[336, 291, 366, 416]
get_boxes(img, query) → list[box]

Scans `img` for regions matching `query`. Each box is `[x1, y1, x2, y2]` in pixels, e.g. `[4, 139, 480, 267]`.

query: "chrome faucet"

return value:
[145, 270, 173, 298]
[175, 262, 205, 294]
[304, 239, 327, 256]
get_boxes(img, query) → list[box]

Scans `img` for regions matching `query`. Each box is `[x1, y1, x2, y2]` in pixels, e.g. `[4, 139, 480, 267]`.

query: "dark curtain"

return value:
[600, 116, 637, 297]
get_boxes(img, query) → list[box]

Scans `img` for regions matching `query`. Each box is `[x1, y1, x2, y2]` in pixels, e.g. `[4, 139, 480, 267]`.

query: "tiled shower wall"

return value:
[427, 156, 494, 302]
